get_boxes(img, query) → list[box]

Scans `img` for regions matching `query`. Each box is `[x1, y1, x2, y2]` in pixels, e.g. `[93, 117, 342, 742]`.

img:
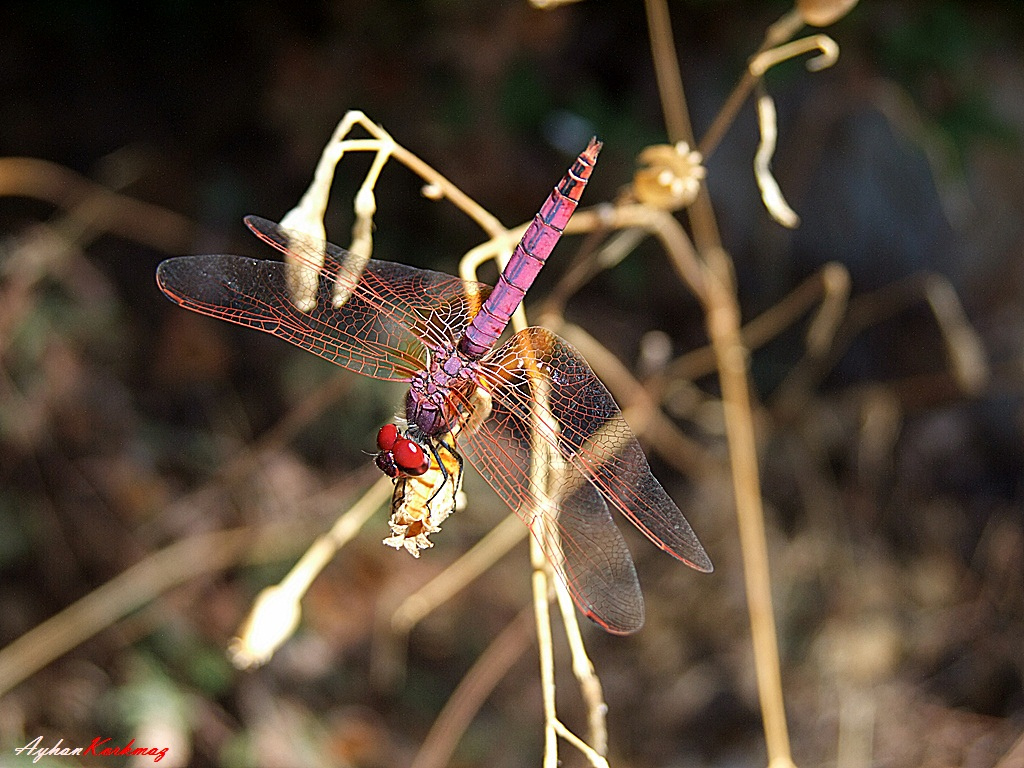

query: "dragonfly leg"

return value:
[437, 435, 464, 496]
[424, 436, 462, 511]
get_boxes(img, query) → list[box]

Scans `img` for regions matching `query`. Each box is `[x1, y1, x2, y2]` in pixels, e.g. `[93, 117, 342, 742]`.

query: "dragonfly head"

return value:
[375, 423, 430, 477]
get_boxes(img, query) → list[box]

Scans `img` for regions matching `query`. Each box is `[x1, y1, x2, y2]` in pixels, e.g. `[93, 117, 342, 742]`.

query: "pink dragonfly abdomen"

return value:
[457, 138, 602, 360]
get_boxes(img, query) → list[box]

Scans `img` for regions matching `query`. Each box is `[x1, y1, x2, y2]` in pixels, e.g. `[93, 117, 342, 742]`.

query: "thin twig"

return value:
[410, 607, 536, 768]
[0, 157, 196, 252]
[644, 0, 722, 254]
[388, 512, 527, 635]
[644, 0, 695, 146]
[698, 10, 804, 160]
[775, 270, 990, 418]
[702, 270, 796, 768]
[649, 261, 850, 393]
[554, 574, 608, 755]
[230, 476, 393, 667]
[0, 524, 302, 696]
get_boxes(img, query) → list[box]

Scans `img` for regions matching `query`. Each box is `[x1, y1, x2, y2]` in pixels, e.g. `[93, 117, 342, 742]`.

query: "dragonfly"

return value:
[156, 139, 712, 634]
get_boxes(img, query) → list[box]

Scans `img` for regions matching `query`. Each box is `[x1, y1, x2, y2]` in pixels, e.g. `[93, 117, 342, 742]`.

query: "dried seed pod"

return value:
[797, 0, 858, 27]
[632, 142, 706, 210]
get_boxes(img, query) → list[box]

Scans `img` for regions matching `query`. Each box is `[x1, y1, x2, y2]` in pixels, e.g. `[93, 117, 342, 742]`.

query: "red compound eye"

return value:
[392, 438, 430, 476]
[377, 423, 399, 451]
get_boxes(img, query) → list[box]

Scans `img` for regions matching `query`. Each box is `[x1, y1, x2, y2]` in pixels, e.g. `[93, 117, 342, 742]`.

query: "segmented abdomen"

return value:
[457, 138, 601, 360]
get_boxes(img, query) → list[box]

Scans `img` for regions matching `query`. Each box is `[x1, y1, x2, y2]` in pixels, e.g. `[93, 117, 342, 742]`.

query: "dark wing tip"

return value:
[243, 214, 274, 235]
[587, 609, 644, 635]
[155, 256, 196, 300]
[156, 254, 253, 305]
[687, 546, 714, 574]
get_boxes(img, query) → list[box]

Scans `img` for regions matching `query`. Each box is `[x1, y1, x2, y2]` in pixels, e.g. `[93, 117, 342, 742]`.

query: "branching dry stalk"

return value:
[649, 261, 851, 392]
[461, 203, 610, 766]
[779, 270, 992, 413]
[643, 4, 796, 766]
[637, 4, 843, 768]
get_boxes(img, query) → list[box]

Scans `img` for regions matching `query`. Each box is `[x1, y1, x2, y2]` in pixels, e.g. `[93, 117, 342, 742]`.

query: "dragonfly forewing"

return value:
[157, 254, 426, 381]
[245, 216, 492, 353]
[157, 221, 498, 384]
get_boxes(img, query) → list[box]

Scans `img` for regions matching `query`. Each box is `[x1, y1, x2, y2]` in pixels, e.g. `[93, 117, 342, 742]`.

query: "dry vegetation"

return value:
[0, 1, 1022, 767]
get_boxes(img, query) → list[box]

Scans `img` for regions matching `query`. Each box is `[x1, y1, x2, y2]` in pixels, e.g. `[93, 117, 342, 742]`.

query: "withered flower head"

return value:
[633, 142, 706, 210]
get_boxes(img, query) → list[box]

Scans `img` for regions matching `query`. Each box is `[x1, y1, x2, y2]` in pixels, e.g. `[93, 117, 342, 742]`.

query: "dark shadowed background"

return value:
[1, 1, 1022, 766]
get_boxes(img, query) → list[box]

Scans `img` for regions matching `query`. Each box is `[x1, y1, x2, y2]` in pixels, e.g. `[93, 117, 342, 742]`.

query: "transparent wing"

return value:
[156, 217, 492, 382]
[459, 327, 712, 634]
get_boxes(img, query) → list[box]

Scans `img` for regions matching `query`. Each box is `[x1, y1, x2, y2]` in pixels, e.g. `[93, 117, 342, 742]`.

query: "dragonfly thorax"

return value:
[405, 385, 456, 437]
[406, 351, 478, 436]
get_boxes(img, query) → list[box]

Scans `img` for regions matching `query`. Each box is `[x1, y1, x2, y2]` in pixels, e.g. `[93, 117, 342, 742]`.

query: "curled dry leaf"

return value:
[632, 142, 706, 210]
[754, 94, 800, 228]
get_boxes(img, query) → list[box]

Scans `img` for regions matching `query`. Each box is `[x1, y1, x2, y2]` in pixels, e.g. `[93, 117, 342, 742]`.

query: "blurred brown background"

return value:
[0, 1, 1022, 766]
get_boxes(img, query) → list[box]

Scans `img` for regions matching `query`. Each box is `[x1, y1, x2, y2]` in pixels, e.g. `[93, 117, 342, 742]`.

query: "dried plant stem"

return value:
[0, 524, 300, 696]
[389, 511, 527, 634]
[296, 476, 393, 578]
[286, 110, 506, 246]
[531, 534, 608, 768]
[229, 476, 392, 667]
[465, 203, 706, 299]
[554, 573, 608, 754]
[703, 273, 795, 768]
[551, 718, 610, 768]
[644, 0, 722, 254]
[0, 157, 195, 252]
[459, 182, 610, 768]
[924, 274, 989, 395]
[411, 607, 536, 768]
[640, 4, 802, 764]
[276, 110, 509, 308]
[777, 271, 990, 415]
[644, 263, 851, 400]
[644, 0, 694, 148]
[539, 227, 644, 317]
[699, 10, 804, 160]
[532, 531, 560, 768]
[528, 346, 608, 767]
